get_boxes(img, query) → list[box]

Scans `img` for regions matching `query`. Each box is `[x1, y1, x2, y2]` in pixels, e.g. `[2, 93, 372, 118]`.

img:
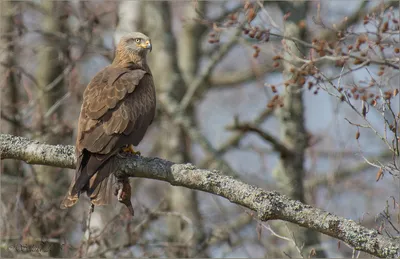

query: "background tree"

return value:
[0, 1, 20, 176]
[1, 0, 399, 258]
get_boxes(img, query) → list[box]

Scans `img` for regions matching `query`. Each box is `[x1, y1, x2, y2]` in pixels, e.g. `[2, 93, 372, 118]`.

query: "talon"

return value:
[116, 179, 135, 217]
[122, 144, 141, 156]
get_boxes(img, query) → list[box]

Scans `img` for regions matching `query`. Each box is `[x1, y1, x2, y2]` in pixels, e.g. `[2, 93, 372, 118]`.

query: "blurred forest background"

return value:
[1, 0, 399, 258]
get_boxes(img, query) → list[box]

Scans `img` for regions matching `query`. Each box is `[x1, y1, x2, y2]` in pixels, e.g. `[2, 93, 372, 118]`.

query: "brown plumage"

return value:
[60, 32, 156, 215]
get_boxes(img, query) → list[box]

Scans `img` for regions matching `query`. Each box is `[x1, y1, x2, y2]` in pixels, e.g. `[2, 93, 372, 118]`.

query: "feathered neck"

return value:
[112, 48, 147, 69]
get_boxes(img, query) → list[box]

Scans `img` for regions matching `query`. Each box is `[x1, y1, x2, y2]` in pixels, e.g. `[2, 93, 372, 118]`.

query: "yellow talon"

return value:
[122, 144, 141, 156]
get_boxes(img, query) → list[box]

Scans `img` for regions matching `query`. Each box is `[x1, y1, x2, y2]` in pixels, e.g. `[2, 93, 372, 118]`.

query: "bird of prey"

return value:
[60, 32, 156, 216]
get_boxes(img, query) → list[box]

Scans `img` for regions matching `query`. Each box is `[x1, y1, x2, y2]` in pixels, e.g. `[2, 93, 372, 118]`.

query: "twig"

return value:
[256, 0, 281, 31]
[318, 0, 368, 40]
[44, 92, 71, 119]
[264, 32, 399, 70]
[305, 151, 393, 190]
[1, 111, 27, 131]
[84, 204, 94, 257]
[318, 71, 395, 153]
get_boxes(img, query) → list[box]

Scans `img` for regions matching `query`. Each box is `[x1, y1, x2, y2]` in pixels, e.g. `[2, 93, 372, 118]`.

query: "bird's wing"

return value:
[76, 67, 148, 153]
[61, 66, 156, 208]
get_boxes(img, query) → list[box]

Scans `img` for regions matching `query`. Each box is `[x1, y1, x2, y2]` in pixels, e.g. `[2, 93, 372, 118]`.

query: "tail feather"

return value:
[60, 194, 79, 209]
[60, 149, 118, 209]
[90, 173, 116, 206]
[60, 173, 80, 209]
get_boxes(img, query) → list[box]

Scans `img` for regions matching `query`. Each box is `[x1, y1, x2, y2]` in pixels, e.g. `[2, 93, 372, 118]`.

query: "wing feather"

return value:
[85, 69, 147, 119]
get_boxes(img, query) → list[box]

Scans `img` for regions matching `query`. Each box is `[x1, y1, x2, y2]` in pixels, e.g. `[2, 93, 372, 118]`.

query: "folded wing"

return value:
[61, 66, 156, 208]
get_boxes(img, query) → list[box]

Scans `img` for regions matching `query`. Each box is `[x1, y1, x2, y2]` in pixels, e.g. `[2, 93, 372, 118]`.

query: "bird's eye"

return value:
[135, 38, 141, 43]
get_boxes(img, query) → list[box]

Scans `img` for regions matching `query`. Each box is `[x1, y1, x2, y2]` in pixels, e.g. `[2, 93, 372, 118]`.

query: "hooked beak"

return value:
[144, 40, 152, 52]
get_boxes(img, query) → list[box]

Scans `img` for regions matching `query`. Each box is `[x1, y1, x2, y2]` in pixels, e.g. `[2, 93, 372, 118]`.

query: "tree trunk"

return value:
[143, 2, 206, 257]
[273, 1, 326, 257]
[0, 1, 21, 176]
[29, 1, 68, 256]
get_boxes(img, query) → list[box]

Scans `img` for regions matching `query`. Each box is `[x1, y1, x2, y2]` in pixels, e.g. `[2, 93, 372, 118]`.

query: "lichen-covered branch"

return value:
[1, 133, 399, 258]
[0, 134, 75, 168]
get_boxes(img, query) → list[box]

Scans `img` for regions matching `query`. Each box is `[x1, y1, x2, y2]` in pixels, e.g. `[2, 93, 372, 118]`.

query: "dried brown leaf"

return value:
[376, 168, 383, 182]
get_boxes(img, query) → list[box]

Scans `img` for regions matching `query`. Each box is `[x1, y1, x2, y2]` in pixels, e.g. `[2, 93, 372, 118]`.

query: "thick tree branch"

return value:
[1, 134, 75, 168]
[0, 133, 399, 258]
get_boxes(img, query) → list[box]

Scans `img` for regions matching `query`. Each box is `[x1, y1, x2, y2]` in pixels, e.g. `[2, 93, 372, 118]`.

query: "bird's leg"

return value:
[114, 178, 134, 216]
[122, 144, 141, 156]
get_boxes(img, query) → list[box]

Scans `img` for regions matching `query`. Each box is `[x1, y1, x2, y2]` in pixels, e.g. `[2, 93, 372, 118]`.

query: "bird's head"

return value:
[114, 32, 152, 66]
[119, 32, 152, 55]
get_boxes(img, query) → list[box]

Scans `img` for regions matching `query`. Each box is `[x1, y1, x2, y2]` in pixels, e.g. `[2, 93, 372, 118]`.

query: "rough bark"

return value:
[273, 1, 326, 257]
[1, 133, 399, 259]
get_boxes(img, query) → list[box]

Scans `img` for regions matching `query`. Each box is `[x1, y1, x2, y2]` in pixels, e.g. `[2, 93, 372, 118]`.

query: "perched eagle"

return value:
[60, 32, 156, 216]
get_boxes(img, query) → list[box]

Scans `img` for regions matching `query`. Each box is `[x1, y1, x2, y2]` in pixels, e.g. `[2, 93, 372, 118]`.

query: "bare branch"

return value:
[305, 151, 393, 190]
[1, 133, 399, 258]
[209, 65, 274, 87]
[199, 108, 273, 168]
[206, 213, 253, 246]
[226, 122, 292, 157]
[264, 32, 400, 70]
[179, 25, 243, 112]
[318, 0, 399, 41]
